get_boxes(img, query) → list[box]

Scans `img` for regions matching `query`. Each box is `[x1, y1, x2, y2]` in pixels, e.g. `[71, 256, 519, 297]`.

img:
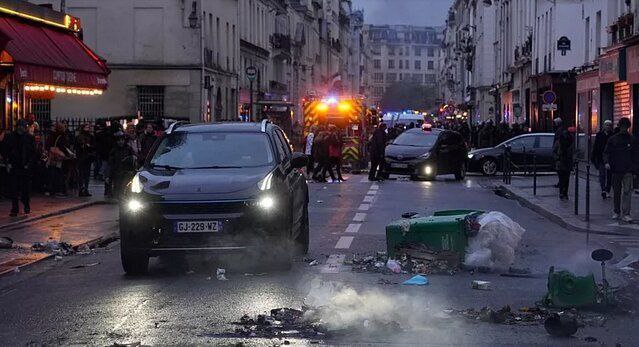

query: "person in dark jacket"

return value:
[108, 131, 135, 200]
[368, 122, 387, 181]
[327, 125, 345, 182]
[592, 120, 613, 199]
[46, 122, 72, 197]
[313, 126, 336, 182]
[4, 120, 37, 216]
[139, 123, 157, 165]
[603, 117, 638, 222]
[478, 120, 495, 148]
[75, 123, 95, 197]
[553, 117, 574, 200]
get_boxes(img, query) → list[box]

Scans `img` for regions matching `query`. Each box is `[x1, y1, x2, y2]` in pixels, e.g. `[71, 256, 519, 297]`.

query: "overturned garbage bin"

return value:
[543, 266, 598, 309]
[386, 210, 484, 259]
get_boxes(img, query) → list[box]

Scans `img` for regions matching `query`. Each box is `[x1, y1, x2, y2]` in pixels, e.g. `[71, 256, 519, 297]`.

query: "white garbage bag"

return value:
[464, 211, 525, 270]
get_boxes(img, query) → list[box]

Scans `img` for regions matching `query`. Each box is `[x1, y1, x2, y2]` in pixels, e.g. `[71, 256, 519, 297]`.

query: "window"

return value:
[412, 74, 423, 83]
[415, 60, 421, 70]
[137, 86, 165, 119]
[399, 73, 403, 81]
[29, 99, 51, 125]
[398, 47, 403, 56]
[374, 86, 384, 97]
[424, 74, 436, 83]
[386, 73, 397, 82]
[427, 47, 434, 57]
[399, 60, 403, 69]
[388, 60, 394, 68]
[394, 132, 438, 147]
[388, 46, 395, 55]
[428, 61, 434, 70]
[414, 47, 421, 56]
[506, 136, 535, 149]
[374, 59, 381, 69]
[273, 130, 291, 160]
[538, 135, 555, 149]
[373, 73, 384, 83]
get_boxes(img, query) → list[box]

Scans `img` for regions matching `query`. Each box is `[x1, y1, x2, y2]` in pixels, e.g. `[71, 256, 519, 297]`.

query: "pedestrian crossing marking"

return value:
[358, 204, 370, 211]
[335, 236, 354, 249]
[367, 190, 377, 195]
[345, 223, 361, 233]
[363, 195, 374, 203]
[353, 213, 366, 222]
[370, 184, 380, 190]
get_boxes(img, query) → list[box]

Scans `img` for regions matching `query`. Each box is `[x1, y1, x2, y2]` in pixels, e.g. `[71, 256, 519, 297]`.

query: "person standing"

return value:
[592, 120, 614, 199]
[368, 122, 387, 181]
[108, 132, 135, 200]
[553, 117, 574, 201]
[75, 123, 95, 197]
[46, 122, 71, 197]
[603, 117, 638, 222]
[313, 126, 336, 182]
[139, 123, 157, 165]
[304, 126, 317, 178]
[125, 123, 141, 166]
[327, 125, 345, 182]
[3, 120, 37, 216]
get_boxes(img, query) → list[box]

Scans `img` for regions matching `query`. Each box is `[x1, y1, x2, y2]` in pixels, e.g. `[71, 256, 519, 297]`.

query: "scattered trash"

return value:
[544, 313, 580, 337]
[471, 280, 491, 290]
[186, 270, 195, 275]
[76, 244, 92, 255]
[322, 186, 327, 190]
[0, 237, 13, 249]
[70, 262, 100, 269]
[216, 268, 228, 281]
[308, 260, 319, 266]
[14, 267, 20, 273]
[54, 255, 63, 261]
[464, 212, 525, 270]
[402, 275, 429, 286]
[584, 336, 598, 342]
[316, 200, 324, 203]
[386, 259, 402, 273]
[31, 239, 74, 255]
[377, 278, 398, 285]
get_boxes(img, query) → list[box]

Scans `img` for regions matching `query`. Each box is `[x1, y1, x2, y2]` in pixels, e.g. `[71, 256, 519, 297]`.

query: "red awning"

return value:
[0, 15, 109, 89]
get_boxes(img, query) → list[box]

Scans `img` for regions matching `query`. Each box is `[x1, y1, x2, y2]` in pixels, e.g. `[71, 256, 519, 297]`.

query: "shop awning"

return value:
[0, 15, 109, 89]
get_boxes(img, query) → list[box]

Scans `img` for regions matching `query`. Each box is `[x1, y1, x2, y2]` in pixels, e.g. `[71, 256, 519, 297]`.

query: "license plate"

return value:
[391, 163, 409, 169]
[175, 221, 220, 233]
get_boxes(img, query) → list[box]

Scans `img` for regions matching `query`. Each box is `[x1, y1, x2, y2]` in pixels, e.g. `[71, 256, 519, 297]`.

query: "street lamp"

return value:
[188, 1, 199, 28]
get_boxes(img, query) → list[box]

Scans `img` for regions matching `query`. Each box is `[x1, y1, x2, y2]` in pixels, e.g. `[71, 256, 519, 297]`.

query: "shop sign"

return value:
[542, 103, 558, 111]
[599, 49, 626, 84]
[14, 64, 108, 89]
[626, 44, 639, 84]
[557, 36, 571, 56]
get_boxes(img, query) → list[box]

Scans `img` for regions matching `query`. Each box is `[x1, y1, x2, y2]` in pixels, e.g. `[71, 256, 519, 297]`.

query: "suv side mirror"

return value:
[290, 152, 308, 169]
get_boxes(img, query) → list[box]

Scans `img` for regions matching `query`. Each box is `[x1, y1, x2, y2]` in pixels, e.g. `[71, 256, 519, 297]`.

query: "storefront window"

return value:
[137, 86, 165, 120]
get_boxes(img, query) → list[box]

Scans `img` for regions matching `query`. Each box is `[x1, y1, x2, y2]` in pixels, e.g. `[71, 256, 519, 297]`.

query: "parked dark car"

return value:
[468, 133, 555, 175]
[119, 120, 309, 275]
[385, 128, 468, 180]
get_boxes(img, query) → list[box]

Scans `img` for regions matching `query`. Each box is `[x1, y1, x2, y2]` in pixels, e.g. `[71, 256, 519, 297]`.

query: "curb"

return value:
[0, 231, 120, 277]
[0, 200, 114, 231]
[498, 184, 628, 236]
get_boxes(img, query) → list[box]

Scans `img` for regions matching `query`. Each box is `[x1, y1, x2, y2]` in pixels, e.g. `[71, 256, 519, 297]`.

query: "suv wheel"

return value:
[455, 162, 467, 180]
[120, 234, 149, 275]
[480, 158, 498, 176]
[294, 204, 309, 255]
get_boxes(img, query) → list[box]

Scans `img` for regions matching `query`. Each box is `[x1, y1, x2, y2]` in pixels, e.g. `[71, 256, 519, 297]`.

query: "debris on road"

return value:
[464, 211, 525, 270]
[76, 244, 92, 255]
[350, 246, 459, 275]
[0, 237, 13, 249]
[377, 278, 398, 285]
[31, 239, 74, 255]
[308, 260, 319, 266]
[70, 262, 100, 269]
[471, 280, 491, 290]
[402, 275, 429, 286]
[216, 268, 228, 281]
[385, 259, 401, 273]
[585, 336, 598, 342]
[543, 266, 598, 309]
[544, 312, 580, 337]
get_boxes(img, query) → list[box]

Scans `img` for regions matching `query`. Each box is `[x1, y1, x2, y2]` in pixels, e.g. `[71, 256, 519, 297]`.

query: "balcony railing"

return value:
[270, 33, 292, 51]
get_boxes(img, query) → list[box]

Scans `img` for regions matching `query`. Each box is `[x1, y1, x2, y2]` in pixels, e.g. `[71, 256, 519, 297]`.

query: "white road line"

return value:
[360, 177, 369, 183]
[603, 235, 639, 240]
[320, 254, 346, 274]
[345, 223, 361, 233]
[353, 213, 366, 222]
[367, 190, 377, 195]
[363, 195, 374, 203]
[370, 184, 380, 190]
[335, 236, 354, 249]
[358, 204, 371, 211]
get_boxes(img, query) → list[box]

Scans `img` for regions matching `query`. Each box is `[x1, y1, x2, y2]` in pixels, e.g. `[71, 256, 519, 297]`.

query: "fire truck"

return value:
[302, 96, 377, 171]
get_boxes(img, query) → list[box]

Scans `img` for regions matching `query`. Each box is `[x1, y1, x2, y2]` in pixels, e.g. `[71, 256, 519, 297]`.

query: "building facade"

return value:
[364, 24, 441, 108]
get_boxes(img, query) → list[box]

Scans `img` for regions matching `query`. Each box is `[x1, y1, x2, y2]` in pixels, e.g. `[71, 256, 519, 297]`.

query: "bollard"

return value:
[533, 153, 537, 196]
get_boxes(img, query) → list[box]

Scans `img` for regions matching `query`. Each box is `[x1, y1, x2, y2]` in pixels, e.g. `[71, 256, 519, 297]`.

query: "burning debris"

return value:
[349, 246, 459, 275]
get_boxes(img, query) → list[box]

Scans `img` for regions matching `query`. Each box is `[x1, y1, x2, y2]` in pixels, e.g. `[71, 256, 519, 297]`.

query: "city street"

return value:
[1, 174, 637, 346]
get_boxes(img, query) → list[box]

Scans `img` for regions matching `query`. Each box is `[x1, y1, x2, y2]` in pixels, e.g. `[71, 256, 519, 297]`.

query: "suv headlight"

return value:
[257, 195, 275, 210]
[419, 152, 431, 159]
[130, 173, 147, 193]
[468, 153, 475, 159]
[127, 199, 144, 213]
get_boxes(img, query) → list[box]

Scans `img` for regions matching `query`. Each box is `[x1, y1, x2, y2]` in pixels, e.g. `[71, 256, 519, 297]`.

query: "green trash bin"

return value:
[385, 209, 484, 259]
[543, 266, 598, 309]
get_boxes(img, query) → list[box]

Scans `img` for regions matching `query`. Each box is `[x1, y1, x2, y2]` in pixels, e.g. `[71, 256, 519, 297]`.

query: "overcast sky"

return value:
[352, 0, 453, 27]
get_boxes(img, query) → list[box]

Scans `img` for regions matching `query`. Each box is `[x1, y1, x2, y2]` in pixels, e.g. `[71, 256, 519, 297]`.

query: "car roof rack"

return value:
[166, 121, 189, 134]
[261, 119, 270, 132]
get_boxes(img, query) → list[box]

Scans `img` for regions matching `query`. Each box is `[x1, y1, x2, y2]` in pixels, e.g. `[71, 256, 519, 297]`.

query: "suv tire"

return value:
[455, 162, 467, 181]
[120, 234, 149, 275]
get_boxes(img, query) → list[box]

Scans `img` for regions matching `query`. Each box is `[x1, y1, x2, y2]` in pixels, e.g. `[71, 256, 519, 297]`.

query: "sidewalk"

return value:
[498, 173, 639, 236]
[0, 180, 108, 229]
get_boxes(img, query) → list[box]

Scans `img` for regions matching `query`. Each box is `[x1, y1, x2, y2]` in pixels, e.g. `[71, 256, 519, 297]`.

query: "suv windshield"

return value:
[393, 132, 438, 147]
[149, 132, 274, 169]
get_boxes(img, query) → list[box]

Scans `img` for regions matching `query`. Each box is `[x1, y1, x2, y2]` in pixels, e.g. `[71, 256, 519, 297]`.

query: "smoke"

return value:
[302, 279, 455, 335]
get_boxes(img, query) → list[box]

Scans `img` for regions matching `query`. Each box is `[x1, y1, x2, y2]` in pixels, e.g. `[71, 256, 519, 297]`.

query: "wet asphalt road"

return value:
[0, 174, 638, 346]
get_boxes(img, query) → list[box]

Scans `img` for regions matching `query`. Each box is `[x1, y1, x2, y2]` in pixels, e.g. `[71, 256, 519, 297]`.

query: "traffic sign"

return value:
[542, 103, 558, 111]
[542, 90, 557, 104]
[246, 66, 257, 81]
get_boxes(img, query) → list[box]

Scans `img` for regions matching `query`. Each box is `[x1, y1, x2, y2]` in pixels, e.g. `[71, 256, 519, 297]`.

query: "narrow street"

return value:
[1, 175, 636, 346]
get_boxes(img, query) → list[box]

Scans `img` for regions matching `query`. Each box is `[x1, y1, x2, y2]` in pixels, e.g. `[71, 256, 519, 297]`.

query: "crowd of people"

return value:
[0, 115, 160, 216]
[304, 124, 346, 183]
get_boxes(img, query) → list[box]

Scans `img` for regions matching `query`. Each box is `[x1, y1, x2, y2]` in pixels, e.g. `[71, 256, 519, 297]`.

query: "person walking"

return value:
[368, 122, 387, 181]
[108, 131, 135, 200]
[75, 123, 95, 197]
[3, 120, 37, 216]
[46, 122, 72, 197]
[553, 117, 574, 201]
[603, 117, 638, 222]
[139, 123, 157, 165]
[304, 126, 317, 178]
[125, 123, 141, 166]
[592, 120, 614, 199]
[314, 126, 336, 182]
[327, 125, 345, 182]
